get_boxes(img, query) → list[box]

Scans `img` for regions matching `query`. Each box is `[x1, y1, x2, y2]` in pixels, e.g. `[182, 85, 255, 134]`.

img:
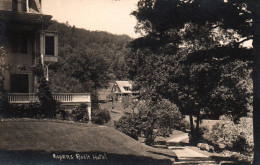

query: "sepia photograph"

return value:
[0, 0, 259, 164]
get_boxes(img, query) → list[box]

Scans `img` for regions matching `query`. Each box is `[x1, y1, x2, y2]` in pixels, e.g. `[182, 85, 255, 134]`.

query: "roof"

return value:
[114, 81, 133, 94]
[0, 10, 52, 25]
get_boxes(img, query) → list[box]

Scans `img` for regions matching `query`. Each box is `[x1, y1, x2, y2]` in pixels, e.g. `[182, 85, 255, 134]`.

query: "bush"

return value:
[7, 102, 42, 118]
[33, 59, 58, 118]
[115, 99, 188, 144]
[91, 108, 111, 125]
[115, 114, 143, 140]
[202, 117, 253, 153]
[72, 103, 89, 123]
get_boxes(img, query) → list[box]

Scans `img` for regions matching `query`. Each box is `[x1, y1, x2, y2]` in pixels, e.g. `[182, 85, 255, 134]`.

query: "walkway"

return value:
[166, 132, 218, 165]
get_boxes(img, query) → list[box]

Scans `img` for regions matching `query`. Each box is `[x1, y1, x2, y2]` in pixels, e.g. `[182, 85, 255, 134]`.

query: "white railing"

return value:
[7, 93, 91, 104]
[52, 93, 91, 103]
[8, 93, 38, 103]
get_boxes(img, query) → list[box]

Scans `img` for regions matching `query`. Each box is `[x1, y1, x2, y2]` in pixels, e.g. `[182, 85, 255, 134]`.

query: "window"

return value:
[29, 0, 41, 12]
[45, 36, 54, 56]
[124, 87, 130, 91]
[12, 33, 28, 54]
[12, 0, 27, 12]
[10, 74, 29, 93]
[12, 0, 17, 11]
[21, 0, 27, 11]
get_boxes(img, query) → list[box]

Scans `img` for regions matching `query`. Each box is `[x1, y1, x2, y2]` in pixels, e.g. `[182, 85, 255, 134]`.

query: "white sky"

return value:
[42, 0, 140, 38]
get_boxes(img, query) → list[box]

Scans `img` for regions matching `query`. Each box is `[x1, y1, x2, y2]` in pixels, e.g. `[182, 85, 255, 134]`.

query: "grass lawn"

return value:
[0, 119, 176, 164]
[100, 101, 133, 126]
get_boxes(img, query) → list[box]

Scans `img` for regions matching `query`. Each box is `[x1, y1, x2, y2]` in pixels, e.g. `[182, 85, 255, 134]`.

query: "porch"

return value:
[7, 93, 91, 104]
[7, 93, 91, 119]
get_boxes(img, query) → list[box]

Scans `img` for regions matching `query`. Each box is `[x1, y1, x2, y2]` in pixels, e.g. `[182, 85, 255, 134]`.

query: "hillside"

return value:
[0, 119, 176, 164]
[47, 21, 132, 93]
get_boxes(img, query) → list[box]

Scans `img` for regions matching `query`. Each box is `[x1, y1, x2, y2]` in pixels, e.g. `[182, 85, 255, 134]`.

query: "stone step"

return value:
[152, 144, 168, 149]
[174, 161, 218, 165]
[167, 135, 189, 147]
[167, 141, 188, 146]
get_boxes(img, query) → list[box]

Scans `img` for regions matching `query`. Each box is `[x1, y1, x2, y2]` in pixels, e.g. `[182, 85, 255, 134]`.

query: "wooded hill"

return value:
[47, 21, 132, 93]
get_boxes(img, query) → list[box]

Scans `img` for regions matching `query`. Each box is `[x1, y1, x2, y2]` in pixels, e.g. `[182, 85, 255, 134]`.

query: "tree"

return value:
[252, 1, 260, 164]
[122, 95, 138, 114]
[32, 59, 58, 118]
[127, 0, 253, 144]
[116, 99, 186, 145]
[47, 21, 132, 93]
[0, 46, 8, 112]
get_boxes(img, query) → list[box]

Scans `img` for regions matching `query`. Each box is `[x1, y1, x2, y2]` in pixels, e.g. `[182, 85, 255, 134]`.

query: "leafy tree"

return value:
[47, 21, 132, 93]
[122, 95, 138, 114]
[127, 0, 253, 144]
[91, 90, 100, 111]
[115, 114, 143, 140]
[116, 99, 186, 144]
[32, 59, 58, 118]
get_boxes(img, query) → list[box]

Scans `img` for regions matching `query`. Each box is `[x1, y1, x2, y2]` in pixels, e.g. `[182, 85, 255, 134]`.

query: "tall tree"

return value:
[128, 0, 253, 144]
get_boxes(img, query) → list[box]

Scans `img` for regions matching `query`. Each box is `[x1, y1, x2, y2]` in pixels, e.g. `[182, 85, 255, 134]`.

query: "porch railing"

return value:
[7, 93, 91, 104]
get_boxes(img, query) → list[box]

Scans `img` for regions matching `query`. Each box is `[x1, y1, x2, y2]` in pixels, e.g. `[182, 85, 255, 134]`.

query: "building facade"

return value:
[111, 81, 138, 102]
[0, 0, 91, 118]
[0, 0, 58, 93]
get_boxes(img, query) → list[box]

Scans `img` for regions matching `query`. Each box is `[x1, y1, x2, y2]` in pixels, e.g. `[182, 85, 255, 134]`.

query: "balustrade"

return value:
[7, 93, 91, 104]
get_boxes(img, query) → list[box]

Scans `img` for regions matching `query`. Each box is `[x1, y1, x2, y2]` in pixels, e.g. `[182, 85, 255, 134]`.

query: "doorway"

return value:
[10, 74, 29, 93]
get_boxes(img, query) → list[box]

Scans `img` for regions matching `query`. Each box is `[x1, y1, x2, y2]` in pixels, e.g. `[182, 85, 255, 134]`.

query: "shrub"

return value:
[32, 59, 58, 118]
[7, 102, 42, 118]
[202, 117, 253, 153]
[115, 114, 143, 140]
[91, 108, 111, 125]
[115, 99, 188, 144]
[72, 103, 89, 123]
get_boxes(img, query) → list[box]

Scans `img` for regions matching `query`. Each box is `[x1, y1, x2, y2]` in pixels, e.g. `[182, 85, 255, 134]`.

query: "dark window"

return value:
[45, 36, 54, 55]
[12, 0, 27, 12]
[124, 87, 130, 91]
[12, 0, 18, 11]
[10, 74, 29, 93]
[12, 34, 28, 54]
[22, 0, 27, 11]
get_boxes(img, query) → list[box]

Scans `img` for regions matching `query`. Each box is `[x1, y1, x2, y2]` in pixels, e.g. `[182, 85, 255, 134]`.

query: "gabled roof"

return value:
[114, 81, 133, 94]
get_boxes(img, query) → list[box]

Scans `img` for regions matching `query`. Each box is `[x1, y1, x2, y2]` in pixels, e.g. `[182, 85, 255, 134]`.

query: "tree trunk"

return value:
[253, 2, 260, 164]
[189, 114, 195, 133]
[196, 115, 200, 132]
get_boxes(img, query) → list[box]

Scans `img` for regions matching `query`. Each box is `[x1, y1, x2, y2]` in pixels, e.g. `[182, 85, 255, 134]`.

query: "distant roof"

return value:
[114, 81, 133, 94]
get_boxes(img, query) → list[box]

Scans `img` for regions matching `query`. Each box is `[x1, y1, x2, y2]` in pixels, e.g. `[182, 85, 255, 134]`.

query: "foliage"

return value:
[47, 21, 132, 93]
[137, 99, 187, 144]
[115, 114, 143, 140]
[122, 95, 138, 113]
[0, 46, 9, 113]
[6, 102, 42, 118]
[0, 46, 8, 71]
[91, 108, 111, 125]
[116, 99, 187, 145]
[72, 103, 89, 123]
[91, 90, 100, 111]
[32, 59, 58, 118]
[127, 0, 253, 144]
[202, 117, 253, 153]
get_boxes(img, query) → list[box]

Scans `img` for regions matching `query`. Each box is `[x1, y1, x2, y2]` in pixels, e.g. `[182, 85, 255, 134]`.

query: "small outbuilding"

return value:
[111, 81, 136, 102]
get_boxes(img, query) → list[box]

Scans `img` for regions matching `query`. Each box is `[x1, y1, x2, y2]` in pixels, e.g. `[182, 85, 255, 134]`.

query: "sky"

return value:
[42, 0, 140, 38]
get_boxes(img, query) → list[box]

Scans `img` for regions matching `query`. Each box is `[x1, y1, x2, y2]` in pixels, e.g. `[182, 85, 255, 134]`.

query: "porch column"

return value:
[88, 104, 91, 121]
[40, 31, 45, 67]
